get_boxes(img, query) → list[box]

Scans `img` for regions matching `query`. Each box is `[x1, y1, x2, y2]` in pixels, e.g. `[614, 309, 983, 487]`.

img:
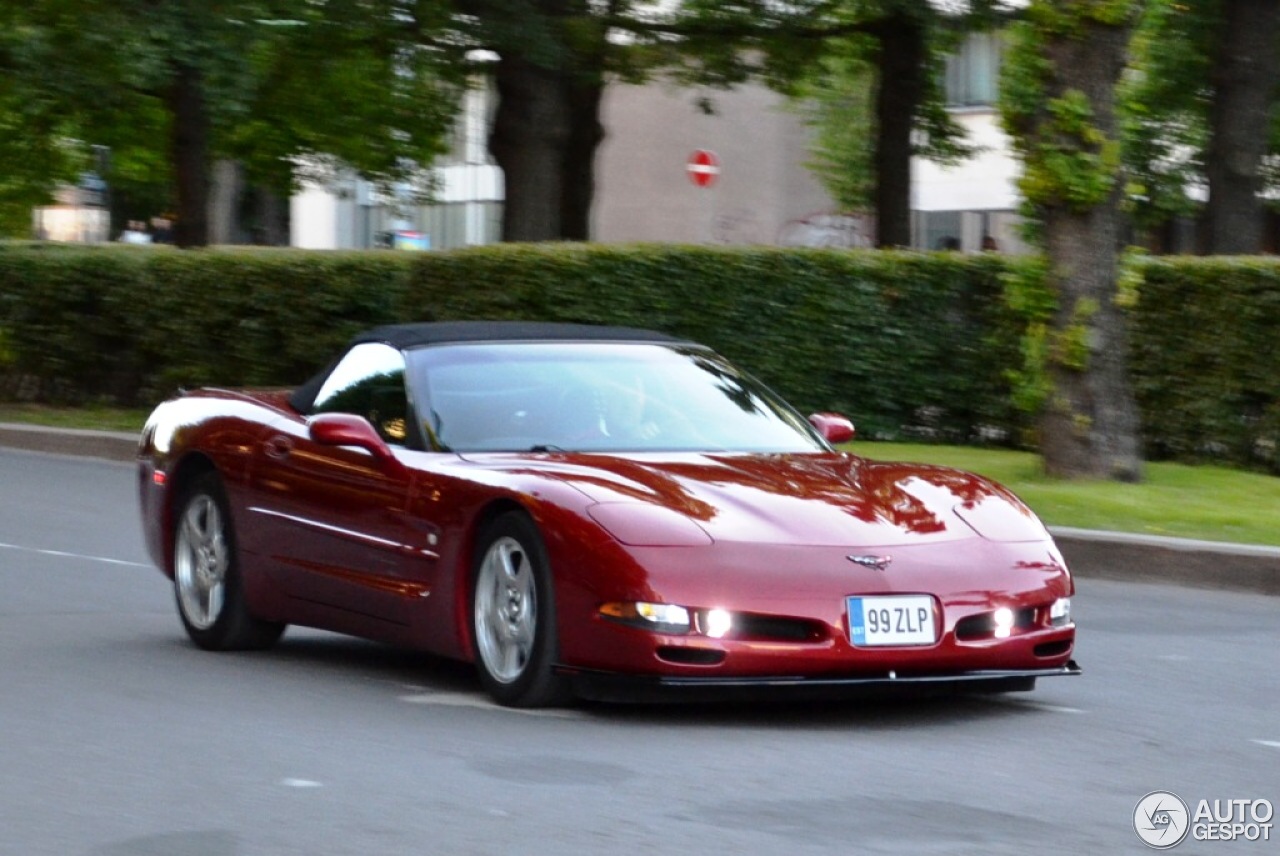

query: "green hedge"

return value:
[0, 245, 415, 403]
[1129, 257, 1280, 472]
[403, 245, 1027, 444]
[1, 243, 1277, 471]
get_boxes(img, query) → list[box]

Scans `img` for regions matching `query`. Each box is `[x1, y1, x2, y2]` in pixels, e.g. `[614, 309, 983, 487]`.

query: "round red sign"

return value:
[686, 149, 720, 188]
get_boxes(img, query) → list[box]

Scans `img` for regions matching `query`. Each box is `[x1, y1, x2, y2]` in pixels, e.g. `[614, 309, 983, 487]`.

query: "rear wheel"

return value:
[173, 473, 284, 651]
[471, 512, 570, 707]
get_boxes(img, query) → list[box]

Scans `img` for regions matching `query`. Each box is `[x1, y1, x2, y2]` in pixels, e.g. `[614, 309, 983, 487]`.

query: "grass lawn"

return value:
[1, 405, 1275, 547]
[852, 442, 1280, 548]
[0, 403, 151, 433]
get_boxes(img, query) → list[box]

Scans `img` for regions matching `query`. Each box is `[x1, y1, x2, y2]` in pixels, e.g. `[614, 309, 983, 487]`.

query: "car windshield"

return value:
[408, 342, 827, 454]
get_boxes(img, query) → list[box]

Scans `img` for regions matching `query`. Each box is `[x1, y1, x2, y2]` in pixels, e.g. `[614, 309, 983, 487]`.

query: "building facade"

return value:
[291, 34, 1026, 254]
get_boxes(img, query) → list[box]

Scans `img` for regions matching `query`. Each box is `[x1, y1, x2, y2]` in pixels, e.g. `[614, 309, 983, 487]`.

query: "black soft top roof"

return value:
[290, 321, 688, 412]
[354, 320, 683, 349]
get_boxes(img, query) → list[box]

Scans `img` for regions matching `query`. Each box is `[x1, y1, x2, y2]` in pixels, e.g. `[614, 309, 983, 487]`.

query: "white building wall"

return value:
[290, 183, 341, 250]
[914, 110, 1021, 213]
[593, 80, 838, 246]
[290, 43, 1026, 253]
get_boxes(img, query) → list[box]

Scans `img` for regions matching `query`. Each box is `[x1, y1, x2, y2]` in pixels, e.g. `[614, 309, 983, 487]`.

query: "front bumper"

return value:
[557, 660, 1082, 704]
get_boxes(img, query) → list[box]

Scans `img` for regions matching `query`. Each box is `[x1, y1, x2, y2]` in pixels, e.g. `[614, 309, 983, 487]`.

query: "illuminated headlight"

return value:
[1049, 597, 1072, 627]
[600, 602, 691, 634]
[993, 607, 1015, 639]
[637, 602, 690, 628]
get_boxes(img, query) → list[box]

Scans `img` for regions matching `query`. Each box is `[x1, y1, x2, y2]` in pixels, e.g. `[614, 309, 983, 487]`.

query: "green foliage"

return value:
[0, 246, 415, 403]
[786, 38, 878, 212]
[2, 245, 1277, 472]
[1000, 3, 1137, 215]
[0, 244, 1025, 445]
[785, 17, 978, 214]
[1117, 0, 1216, 229]
[402, 245, 1026, 444]
[1118, 0, 1280, 234]
[0, 244, 150, 401]
[999, 256, 1054, 418]
[0, 0, 459, 225]
[1129, 256, 1280, 472]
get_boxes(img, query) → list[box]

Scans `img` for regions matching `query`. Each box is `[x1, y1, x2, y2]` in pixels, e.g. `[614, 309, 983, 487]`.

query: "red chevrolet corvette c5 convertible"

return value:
[137, 321, 1079, 706]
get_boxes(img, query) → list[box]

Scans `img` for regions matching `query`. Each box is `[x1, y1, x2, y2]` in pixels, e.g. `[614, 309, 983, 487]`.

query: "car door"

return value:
[248, 342, 426, 625]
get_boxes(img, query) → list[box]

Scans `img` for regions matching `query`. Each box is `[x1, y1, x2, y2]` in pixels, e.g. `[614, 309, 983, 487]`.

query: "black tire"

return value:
[172, 472, 285, 651]
[470, 511, 571, 707]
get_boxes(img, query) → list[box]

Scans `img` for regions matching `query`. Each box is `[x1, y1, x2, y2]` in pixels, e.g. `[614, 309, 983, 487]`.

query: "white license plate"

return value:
[847, 595, 936, 647]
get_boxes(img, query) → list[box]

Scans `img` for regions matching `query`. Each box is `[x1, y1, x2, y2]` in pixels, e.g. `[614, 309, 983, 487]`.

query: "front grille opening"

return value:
[731, 614, 827, 642]
[656, 646, 726, 666]
[1034, 640, 1072, 658]
[954, 607, 1037, 641]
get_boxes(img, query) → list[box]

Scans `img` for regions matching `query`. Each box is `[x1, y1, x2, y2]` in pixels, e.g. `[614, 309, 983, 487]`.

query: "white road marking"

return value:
[0, 541, 149, 568]
[399, 691, 581, 719]
[995, 698, 1087, 715]
[279, 778, 323, 788]
[1252, 740, 1280, 749]
[1027, 703, 1087, 714]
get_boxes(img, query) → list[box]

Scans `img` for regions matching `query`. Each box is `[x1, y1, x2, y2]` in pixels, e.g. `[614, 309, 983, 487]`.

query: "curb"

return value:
[0, 422, 139, 463]
[1050, 528, 1280, 597]
[2, 422, 1277, 595]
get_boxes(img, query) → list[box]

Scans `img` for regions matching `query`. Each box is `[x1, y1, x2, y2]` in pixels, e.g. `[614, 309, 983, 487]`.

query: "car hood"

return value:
[461, 451, 1050, 548]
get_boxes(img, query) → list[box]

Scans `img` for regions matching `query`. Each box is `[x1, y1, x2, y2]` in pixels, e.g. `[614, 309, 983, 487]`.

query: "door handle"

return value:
[264, 436, 294, 459]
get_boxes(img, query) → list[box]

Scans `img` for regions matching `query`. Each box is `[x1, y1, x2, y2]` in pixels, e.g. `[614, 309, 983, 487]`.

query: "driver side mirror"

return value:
[808, 412, 855, 444]
[309, 412, 403, 470]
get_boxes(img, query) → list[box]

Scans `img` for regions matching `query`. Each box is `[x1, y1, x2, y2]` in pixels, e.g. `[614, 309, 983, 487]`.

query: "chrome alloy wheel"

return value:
[174, 494, 229, 630]
[474, 536, 538, 684]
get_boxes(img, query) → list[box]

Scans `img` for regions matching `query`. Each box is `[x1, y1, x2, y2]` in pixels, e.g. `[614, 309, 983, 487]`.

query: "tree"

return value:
[0, 0, 457, 246]
[1000, 1, 1143, 481]
[672, 1, 1009, 248]
[784, 10, 1001, 243]
[1203, 0, 1279, 253]
[385, 1, 1003, 245]
[400, 0, 660, 243]
[1121, 0, 1280, 254]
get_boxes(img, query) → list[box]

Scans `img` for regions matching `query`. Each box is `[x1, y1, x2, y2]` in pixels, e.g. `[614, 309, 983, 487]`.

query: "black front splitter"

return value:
[556, 661, 1082, 704]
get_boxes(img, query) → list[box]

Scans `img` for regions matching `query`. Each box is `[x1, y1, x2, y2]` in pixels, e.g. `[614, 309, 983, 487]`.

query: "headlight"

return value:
[600, 602, 736, 638]
[599, 602, 691, 633]
[1049, 597, 1072, 626]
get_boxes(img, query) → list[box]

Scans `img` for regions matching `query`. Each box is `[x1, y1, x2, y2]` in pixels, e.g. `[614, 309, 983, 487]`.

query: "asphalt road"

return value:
[1, 449, 1277, 856]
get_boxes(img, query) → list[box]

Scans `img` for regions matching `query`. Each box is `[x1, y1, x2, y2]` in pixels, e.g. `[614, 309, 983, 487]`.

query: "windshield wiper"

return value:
[528, 444, 568, 453]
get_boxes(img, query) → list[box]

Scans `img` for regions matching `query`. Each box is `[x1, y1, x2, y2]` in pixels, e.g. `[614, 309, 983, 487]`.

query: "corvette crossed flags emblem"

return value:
[846, 554, 893, 571]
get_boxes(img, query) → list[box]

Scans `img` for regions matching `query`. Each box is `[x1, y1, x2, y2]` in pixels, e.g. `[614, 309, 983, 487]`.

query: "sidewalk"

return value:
[3, 421, 1277, 595]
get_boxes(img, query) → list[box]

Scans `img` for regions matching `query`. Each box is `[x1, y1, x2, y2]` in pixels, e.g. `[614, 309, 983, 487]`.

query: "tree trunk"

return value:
[489, 55, 572, 242]
[1036, 13, 1142, 481]
[168, 62, 210, 248]
[1202, 0, 1280, 255]
[872, 13, 926, 249]
[560, 78, 606, 241]
[208, 160, 242, 245]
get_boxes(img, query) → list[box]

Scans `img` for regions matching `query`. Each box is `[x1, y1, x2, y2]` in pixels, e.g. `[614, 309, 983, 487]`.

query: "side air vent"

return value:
[655, 647, 726, 666]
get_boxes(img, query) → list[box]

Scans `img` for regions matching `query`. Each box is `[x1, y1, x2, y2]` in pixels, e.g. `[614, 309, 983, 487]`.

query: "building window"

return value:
[944, 32, 1003, 108]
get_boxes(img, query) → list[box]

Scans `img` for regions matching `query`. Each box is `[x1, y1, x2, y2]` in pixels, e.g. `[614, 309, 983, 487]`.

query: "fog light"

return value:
[1049, 597, 1072, 626]
[701, 608, 732, 639]
[993, 607, 1014, 639]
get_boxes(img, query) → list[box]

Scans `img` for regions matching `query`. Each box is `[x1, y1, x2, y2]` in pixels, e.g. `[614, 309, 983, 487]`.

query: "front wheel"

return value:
[470, 512, 570, 707]
[173, 473, 284, 651]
